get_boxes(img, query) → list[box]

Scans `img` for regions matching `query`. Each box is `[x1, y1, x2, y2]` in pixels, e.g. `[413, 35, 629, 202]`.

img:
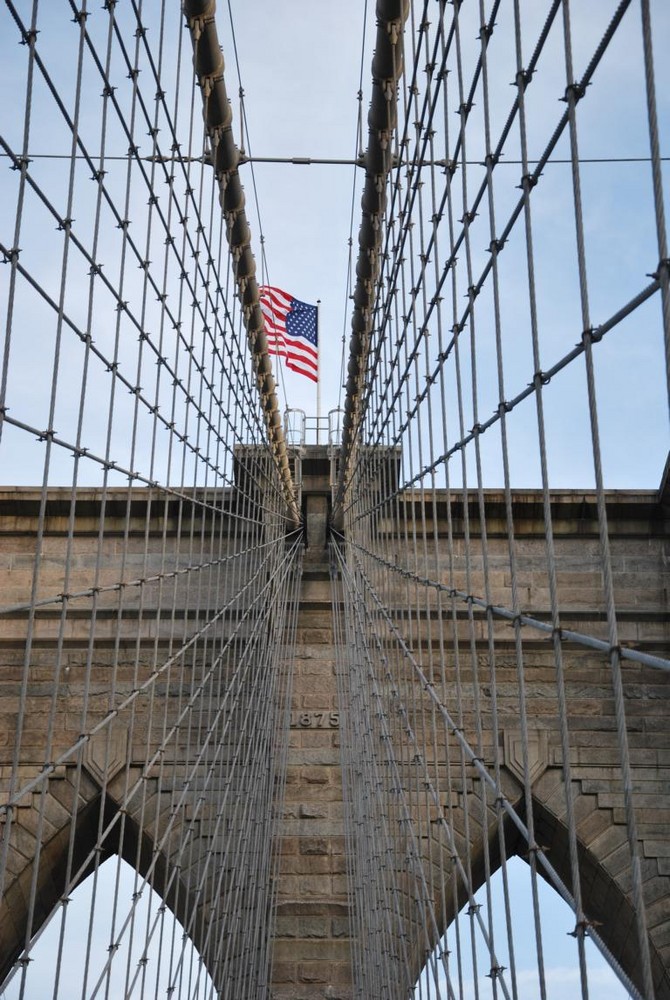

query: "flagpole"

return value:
[316, 299, 321, 444]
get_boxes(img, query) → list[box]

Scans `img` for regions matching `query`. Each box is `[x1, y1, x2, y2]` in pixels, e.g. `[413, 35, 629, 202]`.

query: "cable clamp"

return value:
[519, 172, 538, 192]
[498, 400, 513, 417]
[523, 841, 549, 858]
[652, 257, 670, 280]
[581, 326, 601, 345]
[11, 155, 31, 172]
[511, 612, 526, 630]
[562, 81, 587, 104]
[514, 68, 533, 89]
[569, 917, 592, 939]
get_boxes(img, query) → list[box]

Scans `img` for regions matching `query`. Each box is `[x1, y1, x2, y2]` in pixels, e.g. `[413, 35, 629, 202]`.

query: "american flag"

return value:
[259, 286, 318, 383]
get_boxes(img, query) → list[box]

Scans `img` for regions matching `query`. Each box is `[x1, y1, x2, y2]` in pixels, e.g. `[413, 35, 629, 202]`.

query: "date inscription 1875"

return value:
[291, 711, 339, 729]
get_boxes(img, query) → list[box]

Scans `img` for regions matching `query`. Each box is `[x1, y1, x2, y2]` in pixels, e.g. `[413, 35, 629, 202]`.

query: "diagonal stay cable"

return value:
[342, 534, 645, 1000]
[344, 531, 670, 674]
[0, 531, 301, 815]
[3, 534, 302, 994]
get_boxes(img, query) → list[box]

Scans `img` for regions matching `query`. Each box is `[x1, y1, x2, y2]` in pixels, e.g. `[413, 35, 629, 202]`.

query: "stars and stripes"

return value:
[259, 286, 318, 382]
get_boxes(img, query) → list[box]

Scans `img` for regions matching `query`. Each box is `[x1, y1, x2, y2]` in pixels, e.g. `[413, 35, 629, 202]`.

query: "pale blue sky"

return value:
[1, 1, 668, 488]
[0, 3, 667, 998]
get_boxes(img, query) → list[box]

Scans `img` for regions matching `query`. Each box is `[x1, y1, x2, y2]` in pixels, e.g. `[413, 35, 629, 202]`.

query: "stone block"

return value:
[299, 804, 328, 820]
[275, 916, 301, 939]
[298, 962, 328, 983]
[331, 916, 350, 938]
[575, 805, 613, 848]
[273, 939, 352, 964]
[645, 893, 670, 930]
[298, 917, 330, 939]
[300, 838, 329, 856]
[272, 962, 297, 983]
[644, 841, 670, 859]
[302, 767, 330, 785]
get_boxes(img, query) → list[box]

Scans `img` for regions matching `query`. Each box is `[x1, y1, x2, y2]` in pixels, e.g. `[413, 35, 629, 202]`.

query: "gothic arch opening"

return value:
[530, 792, 670, 999]
[410, 787, 670, 1000]
[0, 787, 204, 994]
[2, 853, 216, 1000]
[413, 855, 630, 1000]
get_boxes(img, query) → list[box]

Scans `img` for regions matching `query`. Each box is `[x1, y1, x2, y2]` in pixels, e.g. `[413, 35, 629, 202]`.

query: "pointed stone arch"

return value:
[408, 776, 670, 1000]
[0, 771, 200, 989]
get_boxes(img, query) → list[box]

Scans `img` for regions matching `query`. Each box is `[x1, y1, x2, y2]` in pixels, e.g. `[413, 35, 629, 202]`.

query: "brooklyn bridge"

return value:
[0, 2, 668, 998]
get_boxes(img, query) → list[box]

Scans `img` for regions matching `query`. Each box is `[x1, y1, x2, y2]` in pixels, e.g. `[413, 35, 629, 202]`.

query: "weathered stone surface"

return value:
[271, 546, 352, 997]
[0, 477, 668, 998]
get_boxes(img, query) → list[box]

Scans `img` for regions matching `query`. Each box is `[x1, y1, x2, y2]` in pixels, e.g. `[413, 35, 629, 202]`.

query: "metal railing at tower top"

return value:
[283, 408, 344, 449]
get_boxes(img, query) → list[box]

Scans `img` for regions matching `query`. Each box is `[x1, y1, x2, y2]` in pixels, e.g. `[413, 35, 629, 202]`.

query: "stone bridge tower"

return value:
[0, 452, 668, 998]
